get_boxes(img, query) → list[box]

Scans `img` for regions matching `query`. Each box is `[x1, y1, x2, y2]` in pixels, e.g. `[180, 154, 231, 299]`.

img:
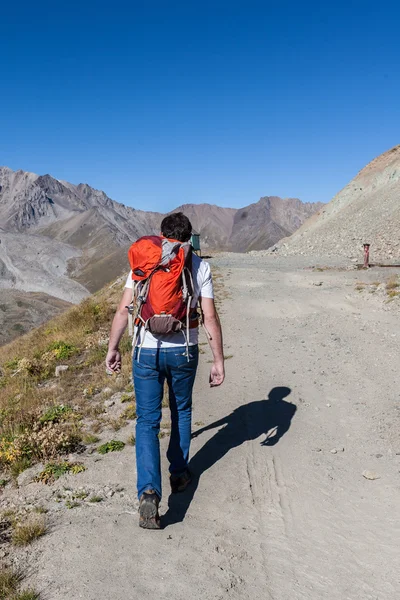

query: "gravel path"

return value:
[12, 254, 400, 599]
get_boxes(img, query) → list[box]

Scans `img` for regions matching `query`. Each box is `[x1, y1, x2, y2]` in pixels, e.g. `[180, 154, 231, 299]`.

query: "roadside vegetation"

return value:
[0, 566, 40, 599]
[355, 274, 400, 300]
[0, 278, 134, 479]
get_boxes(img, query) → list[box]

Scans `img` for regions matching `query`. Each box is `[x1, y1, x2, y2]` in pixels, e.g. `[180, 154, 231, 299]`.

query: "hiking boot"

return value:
[139, 490, 161, 529]
[170, 469, 192, 494]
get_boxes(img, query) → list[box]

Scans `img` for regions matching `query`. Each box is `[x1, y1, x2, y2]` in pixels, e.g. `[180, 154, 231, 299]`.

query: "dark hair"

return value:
[161, 212, 192, 242]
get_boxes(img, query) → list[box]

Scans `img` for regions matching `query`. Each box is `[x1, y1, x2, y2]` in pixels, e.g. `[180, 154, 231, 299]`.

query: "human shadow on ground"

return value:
[162, 386, 295, 527]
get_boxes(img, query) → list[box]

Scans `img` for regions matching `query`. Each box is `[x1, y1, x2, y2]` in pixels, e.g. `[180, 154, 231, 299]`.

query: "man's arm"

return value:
[199, 296, 225, 387]
[106, 287, 132, 373]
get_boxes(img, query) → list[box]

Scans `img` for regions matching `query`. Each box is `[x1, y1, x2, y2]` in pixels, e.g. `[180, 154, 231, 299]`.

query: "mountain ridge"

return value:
[0, 166, 322, 254]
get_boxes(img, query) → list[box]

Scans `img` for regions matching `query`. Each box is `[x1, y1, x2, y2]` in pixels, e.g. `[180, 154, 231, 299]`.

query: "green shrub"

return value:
[122, 404, 136, 420]
[39, 405, 72, 424]
[45, 341, 78, 360]
[97, 440, 125, 454]
[36, 462, 86, 484]
[88, 495, 103, 503]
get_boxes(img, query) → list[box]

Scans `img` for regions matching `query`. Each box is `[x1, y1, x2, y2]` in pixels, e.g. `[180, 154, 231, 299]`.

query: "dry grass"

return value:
[0, 281, 134, 477]
[0, 568, 21, 599]
[355, 275, 400, 301]
[14, 590, 41, 600]
[12, 516, 47, 546]
[386, 276, 400, 291]
[0, 567, 41, 599]
[387, 290, 400, 299]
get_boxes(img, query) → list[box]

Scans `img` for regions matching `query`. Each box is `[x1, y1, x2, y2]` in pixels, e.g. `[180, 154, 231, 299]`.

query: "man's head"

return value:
[161, 212, 192, 242]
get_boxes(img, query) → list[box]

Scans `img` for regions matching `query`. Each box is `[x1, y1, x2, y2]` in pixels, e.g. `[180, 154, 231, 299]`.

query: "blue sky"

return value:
[1, 1, 399, 211]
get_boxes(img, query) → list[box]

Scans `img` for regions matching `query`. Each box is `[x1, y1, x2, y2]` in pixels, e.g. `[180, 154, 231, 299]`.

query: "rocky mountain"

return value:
[265, 145, 400, 261]
[170, 203, 237, 250]
[229, 196, 323, 252]
[0, 165, 322, 343]
[0, 167, 163, 292]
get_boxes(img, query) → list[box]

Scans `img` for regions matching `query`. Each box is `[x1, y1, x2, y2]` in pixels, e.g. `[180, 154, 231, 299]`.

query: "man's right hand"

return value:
[209, 361, 225, 387]
[106, 349, 121, 373]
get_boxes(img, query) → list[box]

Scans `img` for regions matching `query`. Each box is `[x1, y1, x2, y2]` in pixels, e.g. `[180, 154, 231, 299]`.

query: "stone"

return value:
[362, 470, 379, 480]
[17, 463, 44, 486]
[55, 365, 69, 377]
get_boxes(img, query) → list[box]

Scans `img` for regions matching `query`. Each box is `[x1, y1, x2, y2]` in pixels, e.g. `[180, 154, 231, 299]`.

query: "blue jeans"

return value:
[133, 345, 199, 500]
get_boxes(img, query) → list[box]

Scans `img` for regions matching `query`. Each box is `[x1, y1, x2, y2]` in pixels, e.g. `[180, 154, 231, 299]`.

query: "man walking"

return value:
[106, 213, 224, 528]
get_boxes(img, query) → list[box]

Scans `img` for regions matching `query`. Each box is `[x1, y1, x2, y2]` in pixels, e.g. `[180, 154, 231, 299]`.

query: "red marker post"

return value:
[363, 243, 370, 268]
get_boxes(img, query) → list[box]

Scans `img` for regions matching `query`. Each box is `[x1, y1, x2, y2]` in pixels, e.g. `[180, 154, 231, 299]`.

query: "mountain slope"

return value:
[0, 167, 163, 294]
[0, 166, 322, 262]
[268, 145, 400, 260]
[0, 166, 322, 343]
[170, 203, 236, 250]
[230, 196, 323, 252]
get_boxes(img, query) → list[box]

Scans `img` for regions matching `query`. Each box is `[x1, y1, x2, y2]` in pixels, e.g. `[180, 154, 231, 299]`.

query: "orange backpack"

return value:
[127, 236, 198, 350]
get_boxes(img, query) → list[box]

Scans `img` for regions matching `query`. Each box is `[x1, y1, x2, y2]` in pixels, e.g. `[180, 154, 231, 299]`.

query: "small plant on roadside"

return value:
[88, 495, 103, 503]
[122, 404, 136, 420]
[120, 393, 132, 403]
[65, 500, 80, 509]
[386, 277, 400, 291]
[3, 357, 21, 371]
[39, 404, 73, 424]
[0, 568, 40, 599]
[387, 290, 400, 299]
[0, 568, 21, 599]
[33, 506, 48, 514]
[1, 422, 81, 470]
[73, 490, 89, 500]
[10, 458, 32, 479]
[97, 440, 125, 454]
[12, 516, 47, 546]
[82, 433, 99, 445]
[45, 341, 78, 361]
[126, 434, 136, 446]
[14, 590, 41, 600]
[36, 462, 86, 484]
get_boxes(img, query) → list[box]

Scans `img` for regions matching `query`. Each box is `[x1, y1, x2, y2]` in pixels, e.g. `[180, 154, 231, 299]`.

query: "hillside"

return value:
[230, 196, 323, 252]
[170, 203, 237, 250]
[266, 145, 400, 261]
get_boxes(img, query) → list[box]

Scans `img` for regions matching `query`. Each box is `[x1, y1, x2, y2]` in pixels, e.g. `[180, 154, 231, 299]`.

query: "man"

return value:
[106, 213, 224, 529]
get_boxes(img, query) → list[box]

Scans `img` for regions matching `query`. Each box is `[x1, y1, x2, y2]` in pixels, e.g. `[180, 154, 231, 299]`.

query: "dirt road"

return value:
[24, 255, 400, 599]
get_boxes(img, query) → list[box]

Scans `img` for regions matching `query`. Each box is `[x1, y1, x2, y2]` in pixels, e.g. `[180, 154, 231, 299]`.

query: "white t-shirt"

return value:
[124, 254, 214, 348]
